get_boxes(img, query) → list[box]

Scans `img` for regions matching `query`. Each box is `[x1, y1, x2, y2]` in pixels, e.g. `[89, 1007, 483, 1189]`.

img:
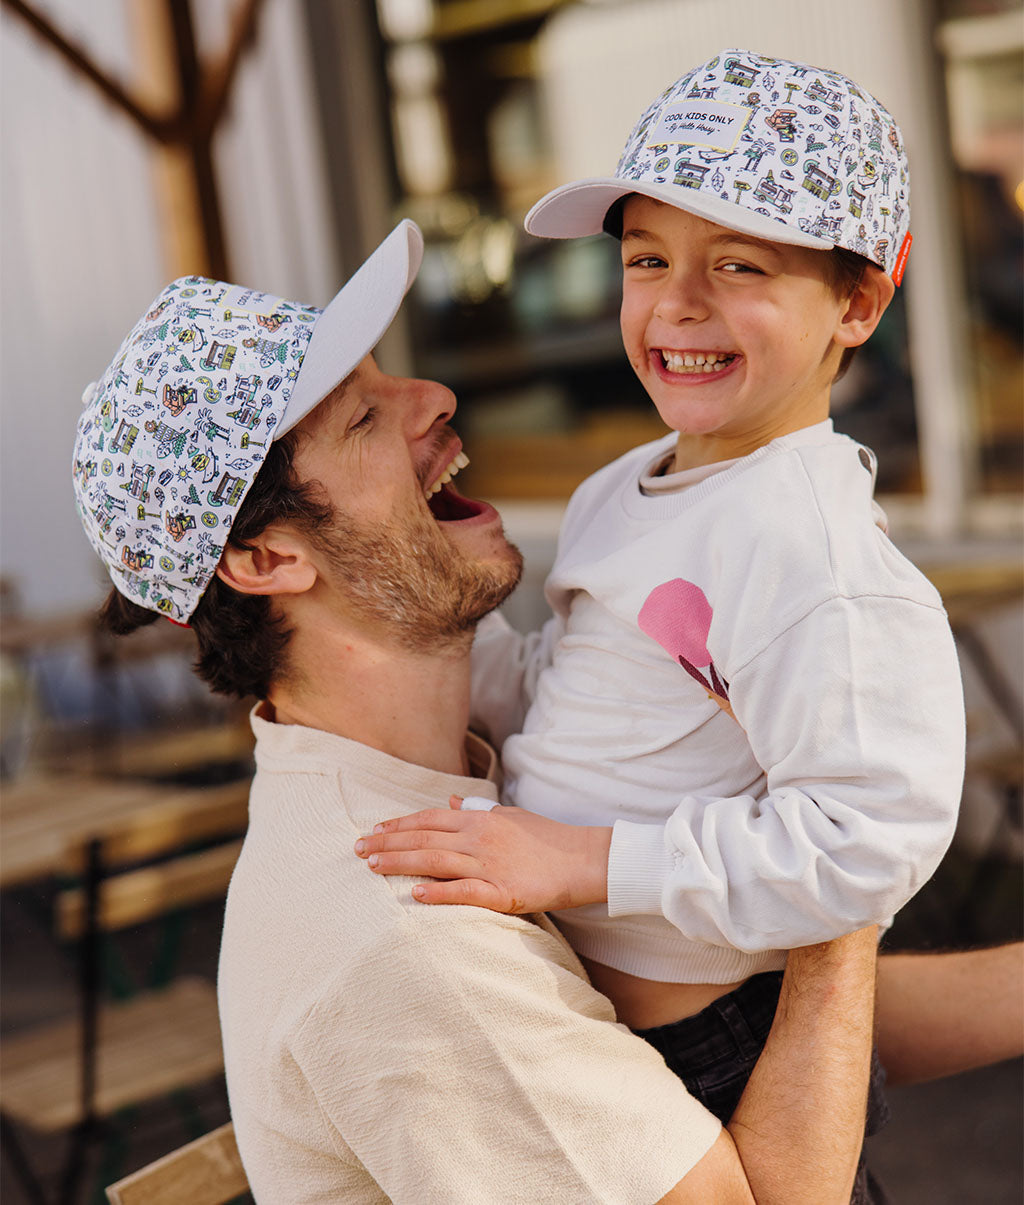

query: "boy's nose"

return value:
[653, 270, 710, 324]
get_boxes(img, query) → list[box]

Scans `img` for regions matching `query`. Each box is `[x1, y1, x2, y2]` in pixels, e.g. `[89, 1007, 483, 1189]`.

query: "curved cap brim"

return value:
[525, 177, 832, 252]
[277, 219, 424, 435]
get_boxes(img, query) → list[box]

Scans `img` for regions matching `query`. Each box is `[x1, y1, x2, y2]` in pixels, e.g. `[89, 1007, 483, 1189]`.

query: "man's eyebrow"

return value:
[318, 365, 360, 418]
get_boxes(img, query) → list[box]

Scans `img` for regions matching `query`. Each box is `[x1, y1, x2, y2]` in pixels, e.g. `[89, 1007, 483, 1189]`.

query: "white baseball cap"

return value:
[526, 49, 911, 282]
[72, 220, 424, 622]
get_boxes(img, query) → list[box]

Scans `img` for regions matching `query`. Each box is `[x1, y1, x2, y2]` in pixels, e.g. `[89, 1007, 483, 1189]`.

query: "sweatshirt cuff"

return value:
[607, 820, 675, 918]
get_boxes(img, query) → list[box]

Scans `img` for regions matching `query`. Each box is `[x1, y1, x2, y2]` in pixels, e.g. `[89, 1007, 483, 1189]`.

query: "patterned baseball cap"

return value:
[526, 49, 911, 283]
[72, 220, 423, 622]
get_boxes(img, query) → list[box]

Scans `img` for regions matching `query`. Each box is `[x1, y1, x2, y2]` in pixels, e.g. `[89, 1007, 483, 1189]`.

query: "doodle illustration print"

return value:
[638, 579, 733, 715]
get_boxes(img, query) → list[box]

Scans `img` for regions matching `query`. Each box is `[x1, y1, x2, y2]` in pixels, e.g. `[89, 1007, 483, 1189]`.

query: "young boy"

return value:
[356, 48, 964, 1132]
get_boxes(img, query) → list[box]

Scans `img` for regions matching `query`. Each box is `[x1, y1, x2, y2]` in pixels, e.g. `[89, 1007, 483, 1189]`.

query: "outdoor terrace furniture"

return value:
[1, 773, 248, 1204]
[105, 1122, 248, 1205]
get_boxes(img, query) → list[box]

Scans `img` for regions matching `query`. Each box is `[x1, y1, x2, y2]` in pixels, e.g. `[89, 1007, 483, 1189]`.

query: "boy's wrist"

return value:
[572, 826, 612, 907]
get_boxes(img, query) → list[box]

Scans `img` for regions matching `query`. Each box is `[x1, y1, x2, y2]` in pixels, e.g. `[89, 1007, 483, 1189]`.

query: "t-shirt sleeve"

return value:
[471, 610, 565, 750]
[290, 907, 720, 1204]
[608, 593, 965, 950]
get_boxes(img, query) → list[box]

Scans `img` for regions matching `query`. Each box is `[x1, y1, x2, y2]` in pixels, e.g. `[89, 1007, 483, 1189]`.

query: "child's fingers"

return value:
[356, 825, 474, 859]
[410, 878, 514, 911]
[368, 807, 468, 837]
[365, 847, 481, 881]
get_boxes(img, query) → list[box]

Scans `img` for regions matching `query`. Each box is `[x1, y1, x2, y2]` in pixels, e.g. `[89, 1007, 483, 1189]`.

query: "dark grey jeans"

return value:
[632, 970, 890, 1204]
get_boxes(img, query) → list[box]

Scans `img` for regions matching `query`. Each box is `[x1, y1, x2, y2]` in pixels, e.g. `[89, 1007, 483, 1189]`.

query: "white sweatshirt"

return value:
[472, 424, 965, 984]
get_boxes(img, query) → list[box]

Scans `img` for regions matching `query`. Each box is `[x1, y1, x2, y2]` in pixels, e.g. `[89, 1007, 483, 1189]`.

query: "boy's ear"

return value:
[834, 264, 896, 350]
[215, 528, 317, 598]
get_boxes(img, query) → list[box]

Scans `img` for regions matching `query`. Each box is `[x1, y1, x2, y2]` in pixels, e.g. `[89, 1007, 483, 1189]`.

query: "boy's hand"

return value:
[355, 798, 612, 914]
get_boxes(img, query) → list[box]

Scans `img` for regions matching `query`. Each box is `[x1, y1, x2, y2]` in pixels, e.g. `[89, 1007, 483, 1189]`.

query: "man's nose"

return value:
[401, 374, 457, 436]
[653, 268, 710, 324]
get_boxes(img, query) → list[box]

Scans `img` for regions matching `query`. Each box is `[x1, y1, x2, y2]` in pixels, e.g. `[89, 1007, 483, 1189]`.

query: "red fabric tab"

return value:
[892, 232, 912, 286]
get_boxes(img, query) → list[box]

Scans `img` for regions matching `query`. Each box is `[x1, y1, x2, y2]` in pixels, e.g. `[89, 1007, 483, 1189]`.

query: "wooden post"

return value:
[130, 0, 224, 278]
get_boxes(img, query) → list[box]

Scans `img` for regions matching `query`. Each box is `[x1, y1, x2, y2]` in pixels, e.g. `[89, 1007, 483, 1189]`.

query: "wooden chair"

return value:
[105, 1122, 249, 1204]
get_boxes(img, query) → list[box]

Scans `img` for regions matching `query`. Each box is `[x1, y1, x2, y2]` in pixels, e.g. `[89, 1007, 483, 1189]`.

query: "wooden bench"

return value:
[2, 820, 243, 1132]
[57, 837, 244, 939]
[1, 977, 224, 1133]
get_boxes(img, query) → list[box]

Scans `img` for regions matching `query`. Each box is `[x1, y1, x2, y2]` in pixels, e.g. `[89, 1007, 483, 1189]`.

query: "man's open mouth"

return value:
[660, 350, 738, 375]
[425, 450, 468, 498]
[424, 451, 486, 521]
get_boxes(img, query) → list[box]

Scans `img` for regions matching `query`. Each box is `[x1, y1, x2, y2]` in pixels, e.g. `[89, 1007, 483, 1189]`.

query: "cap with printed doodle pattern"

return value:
[526, 49, 911, 283]
[72, 220, 423, 623]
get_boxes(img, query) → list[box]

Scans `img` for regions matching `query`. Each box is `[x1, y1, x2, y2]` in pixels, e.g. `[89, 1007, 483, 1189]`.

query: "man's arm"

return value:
[875, 944, 1024, 1086]
[663, 928, 878, 1205]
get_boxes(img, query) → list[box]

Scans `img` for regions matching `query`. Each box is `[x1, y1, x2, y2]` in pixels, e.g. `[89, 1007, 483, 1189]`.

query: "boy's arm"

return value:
[469, 610, 564, 749]
[358, 594, 964, 946]
[601, 593, 965, 950]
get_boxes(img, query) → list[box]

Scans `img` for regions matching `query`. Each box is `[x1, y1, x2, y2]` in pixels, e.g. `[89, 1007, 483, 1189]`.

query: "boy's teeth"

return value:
[425, 451, 470, 498]
[662, 351, 734, 374]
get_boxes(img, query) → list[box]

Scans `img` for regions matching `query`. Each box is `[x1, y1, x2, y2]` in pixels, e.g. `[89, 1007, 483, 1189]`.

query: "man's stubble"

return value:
[313, 504, 523, 654]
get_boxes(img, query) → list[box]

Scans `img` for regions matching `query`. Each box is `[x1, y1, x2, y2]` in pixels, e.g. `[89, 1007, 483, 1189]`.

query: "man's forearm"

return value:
[876, 943, 1024, 1085]
[727, 928, 878, 1205]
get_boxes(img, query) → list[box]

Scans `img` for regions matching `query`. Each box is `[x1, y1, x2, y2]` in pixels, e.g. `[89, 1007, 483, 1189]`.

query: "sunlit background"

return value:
[1, 2, 1021, 1202]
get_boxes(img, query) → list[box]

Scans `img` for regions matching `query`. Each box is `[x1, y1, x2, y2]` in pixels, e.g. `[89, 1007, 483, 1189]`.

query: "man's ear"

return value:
[834, 265, 896, 350]
[215, 528, 317, 597]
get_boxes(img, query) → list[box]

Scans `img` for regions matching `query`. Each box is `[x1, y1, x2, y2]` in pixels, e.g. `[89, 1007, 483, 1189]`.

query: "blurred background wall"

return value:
[1, 0, 1021, 622]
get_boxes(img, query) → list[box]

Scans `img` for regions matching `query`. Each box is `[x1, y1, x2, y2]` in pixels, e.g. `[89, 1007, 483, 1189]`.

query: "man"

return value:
[73, 222, 1019, 1203]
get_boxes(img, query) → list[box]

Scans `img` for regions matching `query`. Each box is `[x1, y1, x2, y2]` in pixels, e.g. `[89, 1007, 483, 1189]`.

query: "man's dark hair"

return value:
[99, 430, 334, 700]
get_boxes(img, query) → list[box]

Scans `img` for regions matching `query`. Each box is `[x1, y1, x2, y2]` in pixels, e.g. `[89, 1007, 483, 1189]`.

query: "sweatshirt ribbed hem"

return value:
[551, 911, 787, 984]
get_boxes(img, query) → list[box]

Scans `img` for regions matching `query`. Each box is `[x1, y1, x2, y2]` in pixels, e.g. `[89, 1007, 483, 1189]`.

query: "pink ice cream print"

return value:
[638, 579, 731, 705]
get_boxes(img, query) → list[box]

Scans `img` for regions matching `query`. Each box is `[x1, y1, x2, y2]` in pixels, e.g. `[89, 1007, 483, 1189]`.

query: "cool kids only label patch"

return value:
[647, 100, 751, 154]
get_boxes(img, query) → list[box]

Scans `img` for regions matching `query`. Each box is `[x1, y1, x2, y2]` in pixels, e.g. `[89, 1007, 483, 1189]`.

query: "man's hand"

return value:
[355, 798, 612, 913]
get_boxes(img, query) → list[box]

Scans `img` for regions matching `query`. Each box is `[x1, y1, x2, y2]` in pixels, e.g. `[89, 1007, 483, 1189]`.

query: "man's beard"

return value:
[311, 504, 522, 653]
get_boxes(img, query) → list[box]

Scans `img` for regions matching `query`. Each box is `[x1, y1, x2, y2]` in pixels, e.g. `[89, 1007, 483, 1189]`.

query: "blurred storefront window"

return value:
[937, 0, 1023, 494]
[370, 0, 1022, 523]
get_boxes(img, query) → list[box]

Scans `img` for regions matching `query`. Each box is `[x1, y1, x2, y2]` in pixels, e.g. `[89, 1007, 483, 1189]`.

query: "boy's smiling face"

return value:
[618, 195, 868, 472]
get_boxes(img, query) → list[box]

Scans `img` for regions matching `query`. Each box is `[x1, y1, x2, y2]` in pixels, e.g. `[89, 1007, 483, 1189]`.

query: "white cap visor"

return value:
[277, 219, 424, 435]
[525, 177, 832, 252]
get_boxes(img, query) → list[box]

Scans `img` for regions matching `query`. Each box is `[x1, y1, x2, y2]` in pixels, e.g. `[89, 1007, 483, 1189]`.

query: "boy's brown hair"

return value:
[822, 247, 873, 381]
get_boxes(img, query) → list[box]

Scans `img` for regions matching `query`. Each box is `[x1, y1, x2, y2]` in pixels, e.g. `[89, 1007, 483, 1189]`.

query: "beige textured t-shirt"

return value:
[218, 708, 720, 1204]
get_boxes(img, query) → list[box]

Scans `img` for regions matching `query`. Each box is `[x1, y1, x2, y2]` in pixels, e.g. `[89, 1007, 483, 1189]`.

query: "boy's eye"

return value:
[624, 253, 667, 269]
[721, 261, 763, 275]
